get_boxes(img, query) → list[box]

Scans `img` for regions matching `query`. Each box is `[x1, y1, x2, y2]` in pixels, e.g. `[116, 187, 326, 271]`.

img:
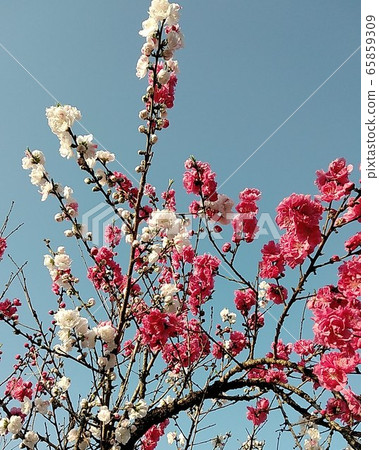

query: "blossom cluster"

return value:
[137, 0, 183, 134]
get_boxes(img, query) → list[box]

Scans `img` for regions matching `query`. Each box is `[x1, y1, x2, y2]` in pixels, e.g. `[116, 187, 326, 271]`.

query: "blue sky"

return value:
[0, 0, 360, 448]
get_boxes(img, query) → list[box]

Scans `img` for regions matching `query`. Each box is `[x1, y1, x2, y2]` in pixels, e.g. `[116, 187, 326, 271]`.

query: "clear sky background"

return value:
[0, 1, 360, 448]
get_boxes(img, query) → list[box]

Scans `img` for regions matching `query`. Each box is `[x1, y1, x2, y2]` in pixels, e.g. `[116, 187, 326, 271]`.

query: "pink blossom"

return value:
[259, 241, 285, 279]
[235, 188, 261, 214]
[188, 254, 220, 314]
[312, 305, 360, 353]
[324, 397, 351, 422]
[222, 242, 231, 253]
[183, 159, 218, 201]
[276, 193, 323, 232]
[265, 284, 288, 304]
[0, 299, 19, 320]
[315, 158, 354, 202]
[0, 237, 7, 259]
[313, 352, 360, 392]
[266, 339, 292, 361]
[232, 213, 259, 243]
[293, 339, 315, 356]
[246, 398, 270, 425]
[247, 312, 265, 330]
[234, 289, 257, 315]
[161, 189, 176, 211]
[341, 387, 361, 422]
[342, 196, 361, 223]
[162, 319, 210, 372]
[344, 232, 361, 253]
[5, 377, 33, 402]
[308, 285, 349, 310]
[226, 331, 247, 357]
[140, 309, 182, 352]
[338, 256, 361, 299]
[141, 419, 169, 450]
[104, 225, 122, 247]
[265, 368, 287, 384]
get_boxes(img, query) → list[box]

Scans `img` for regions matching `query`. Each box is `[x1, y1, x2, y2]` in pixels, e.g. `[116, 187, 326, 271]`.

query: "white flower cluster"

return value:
[23, 430, 39, 449]
[53, 307, 96, 354]
[160, 283, 180, 312]
[0, 418, 38, 447]
[44, 246, 74, 290]
[125, 399, 148, 420]
[146, 209, 190, 248]
[0, 415, 22, 436]
[258, 281, 270, 308]
[167, 430, 185, 446]
[46, 105, 81, 159]
[21, 398, 49, 416]
[136, 0, 183, 79]
[220, 308, 237, 324]
[22, 149, 52, 201]
[304, 427, 322, 450]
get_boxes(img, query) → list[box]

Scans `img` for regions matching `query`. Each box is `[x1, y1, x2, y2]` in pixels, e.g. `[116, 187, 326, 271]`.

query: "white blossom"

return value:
[35, 398, 49, 415]
[115, 420, 131, 444]
[59, 131, 74, 159]
[23, 430, 39, 449]
[167, 431, 177, 445]
[139, 17, 158, 38]
[96, 150, 115, 163]
[95, 322, 117, 344]
[136, 54, 150, 78]
[54, 308, 81, 330]
[7, 415, 22, 434]
[39, 181, 53, 201]
[22, 150, 45, 169]
[57, 376, 71, 392]
[126, 399, 148, 420]
[46, 105, 81, 135]
[220, 308, 236, 324]
[97, 406, 111, 424]
[29, 164, 46, 186]
[67, 428, 79, 442]
[54, 253, 72, 271]
[0, 418, 8, 436]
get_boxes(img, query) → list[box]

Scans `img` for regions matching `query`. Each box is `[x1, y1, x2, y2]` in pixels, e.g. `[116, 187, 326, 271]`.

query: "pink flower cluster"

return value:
[265, 284, 288, 304]
[141, 419, 169, 450]
[140, 309, 182, 352]
[231, 188, 261, 243]
[0, 298, 21, 320]
[310, 255, 360, 415]
[309, 270, 360, 356]
[259, 241, 285, 279]
[5, 377, 33, 402]
[0, 236, 6, 259]
[104, 225, 122, 247]
[187, 253, 220, 314]
[234, 289, 257, 315]
[183, 158, 218, 201]
[246, 398, 270, 426]
[315, 158, 354, 202]
[212, 330, 247, 359]
[87, 246, 124, 292]
[162, 319, 210, 372]
[149, 63, 178, 110]
[161, 188, 176, 211]
[313, 352, 360, 392]
[324, 388, 361, 424]
[276, 193, 323, 268]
